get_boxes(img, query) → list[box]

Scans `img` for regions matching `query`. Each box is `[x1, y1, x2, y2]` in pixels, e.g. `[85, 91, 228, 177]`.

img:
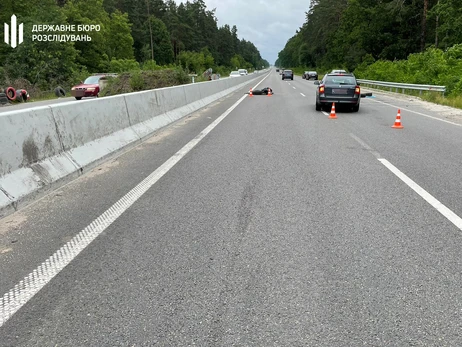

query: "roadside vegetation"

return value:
[0, 0, 269, 99]
[276, 0, 462, 108]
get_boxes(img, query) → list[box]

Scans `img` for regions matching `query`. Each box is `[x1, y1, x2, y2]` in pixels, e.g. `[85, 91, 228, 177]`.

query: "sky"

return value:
[174, 0, 310, 65]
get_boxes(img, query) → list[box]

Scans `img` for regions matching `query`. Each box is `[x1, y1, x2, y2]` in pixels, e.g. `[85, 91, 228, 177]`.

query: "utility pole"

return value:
[435, 0, 439, 48]
[421, 0, 428, 51]
[146, 0, 155, 61]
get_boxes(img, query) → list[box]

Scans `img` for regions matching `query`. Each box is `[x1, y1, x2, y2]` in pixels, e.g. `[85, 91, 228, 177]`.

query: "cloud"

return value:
[173, 0, 309, 64]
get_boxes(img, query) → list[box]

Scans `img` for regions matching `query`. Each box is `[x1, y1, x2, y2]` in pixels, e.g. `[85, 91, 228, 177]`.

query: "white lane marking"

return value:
[0, 74, 270, 328]
[349, 133, 381, 158]
[350, 133, 462, 232]
[300, 93, 306, 97]
[292, 87, 296, 90]
[379, 158, 462, 231]
[368, 98, 462, 127]
[322, 111, 329, 116]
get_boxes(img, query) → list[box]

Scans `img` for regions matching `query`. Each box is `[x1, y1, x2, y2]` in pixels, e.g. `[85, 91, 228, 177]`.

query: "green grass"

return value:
[422, 93, 462, 109]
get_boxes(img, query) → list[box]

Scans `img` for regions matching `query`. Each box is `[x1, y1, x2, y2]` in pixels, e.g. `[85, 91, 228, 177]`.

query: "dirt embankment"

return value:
[100, 69, 190, 97]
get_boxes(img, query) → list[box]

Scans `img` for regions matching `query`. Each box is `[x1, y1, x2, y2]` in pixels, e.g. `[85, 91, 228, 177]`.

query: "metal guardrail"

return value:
[357, 79, 446, 97]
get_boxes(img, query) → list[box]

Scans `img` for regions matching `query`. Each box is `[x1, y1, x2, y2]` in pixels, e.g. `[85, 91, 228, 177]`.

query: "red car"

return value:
[71, 74, 116, 100]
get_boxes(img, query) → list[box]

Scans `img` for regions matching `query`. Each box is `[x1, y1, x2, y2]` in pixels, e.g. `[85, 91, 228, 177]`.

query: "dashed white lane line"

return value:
[292, 87, 296, 89]
[368, 98, 462, 127]
[350, 133, 462, 232]
[300, 93, 306, 97]
[0, 74, 271, 328]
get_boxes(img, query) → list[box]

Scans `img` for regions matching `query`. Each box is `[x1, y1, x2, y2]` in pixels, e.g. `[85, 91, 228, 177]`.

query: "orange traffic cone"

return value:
[329, 103, 337, 119]
[392, 109, 404, 129]
[249, 88, 253, 97]
[267, 88, 272, 96]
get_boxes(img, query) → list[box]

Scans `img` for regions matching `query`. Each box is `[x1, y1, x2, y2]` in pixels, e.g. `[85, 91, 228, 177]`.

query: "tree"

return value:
[63, 0, 111, 72]
[106, 10, 134, 60]
[0, 0, 78, 87]
[141, 17, 173, 64]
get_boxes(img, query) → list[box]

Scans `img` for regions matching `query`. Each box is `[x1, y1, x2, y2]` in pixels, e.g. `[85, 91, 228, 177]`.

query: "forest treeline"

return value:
[0, 0, 269, 90]
[276, 0, 462, 97]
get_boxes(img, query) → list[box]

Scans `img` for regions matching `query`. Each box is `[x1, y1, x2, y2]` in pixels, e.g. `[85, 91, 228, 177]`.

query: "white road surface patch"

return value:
[0, 73, 270, 328]
[368, 98, 462, 127]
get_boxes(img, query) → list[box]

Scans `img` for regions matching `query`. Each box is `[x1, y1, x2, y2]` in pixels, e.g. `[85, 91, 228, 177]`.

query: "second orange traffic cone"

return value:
[392, 109, 404, 129]
[329, 103, 337, 119]
[249, 88, 253, 97]
[267, 88, 272, 96]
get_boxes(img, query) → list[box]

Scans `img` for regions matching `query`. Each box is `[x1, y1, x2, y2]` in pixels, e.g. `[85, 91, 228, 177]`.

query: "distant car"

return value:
[229, 71, 241, 77]
[71, 74, 116, 100]
[276, 68, 279, 72]
[314, 73, 361, 112]
[282, 69, 293, 80]
[303, 71, 318, 80]
[238, 69, 248, 75]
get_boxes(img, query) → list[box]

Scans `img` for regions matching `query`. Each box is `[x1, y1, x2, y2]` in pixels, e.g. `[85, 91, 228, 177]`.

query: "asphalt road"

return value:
[1, 70, 462, 346]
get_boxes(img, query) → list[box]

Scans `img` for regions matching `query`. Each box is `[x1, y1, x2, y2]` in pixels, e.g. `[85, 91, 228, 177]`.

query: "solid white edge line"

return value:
[368, 98, 462, 127]
[0, 73, 271, 328]
[378, 158, 462, 231]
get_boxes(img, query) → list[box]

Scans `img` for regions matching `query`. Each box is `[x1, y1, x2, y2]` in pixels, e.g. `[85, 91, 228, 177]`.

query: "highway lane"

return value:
[1, 70, 462, 346]
[286, 74, 462, 217]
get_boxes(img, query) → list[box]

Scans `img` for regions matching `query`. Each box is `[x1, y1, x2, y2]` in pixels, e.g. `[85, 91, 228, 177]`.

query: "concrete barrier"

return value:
[0, 106, 78, 215]
[51, 95, 140, 169]
[0, 72, 266, 218]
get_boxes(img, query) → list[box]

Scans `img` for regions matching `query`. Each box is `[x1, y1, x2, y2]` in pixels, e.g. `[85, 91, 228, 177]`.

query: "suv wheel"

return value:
[316, 102, 322, 111]
[352, 104, 359, 112]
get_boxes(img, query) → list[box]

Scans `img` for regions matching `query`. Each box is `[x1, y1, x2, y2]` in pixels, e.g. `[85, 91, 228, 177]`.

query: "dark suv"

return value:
[282, 69, 293, 80]
[303, 71, 318, 80]
[314, 73, 362, 112]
